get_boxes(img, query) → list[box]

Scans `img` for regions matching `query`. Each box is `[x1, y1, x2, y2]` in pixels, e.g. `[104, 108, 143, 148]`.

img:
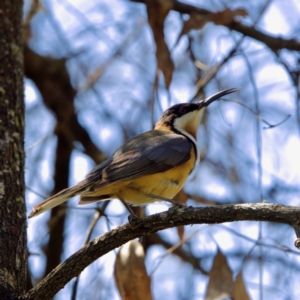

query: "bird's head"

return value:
[155, 88, 239, 140]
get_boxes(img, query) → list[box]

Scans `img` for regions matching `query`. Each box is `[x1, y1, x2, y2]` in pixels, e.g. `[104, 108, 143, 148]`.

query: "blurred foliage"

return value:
[25, 0, 300, 299]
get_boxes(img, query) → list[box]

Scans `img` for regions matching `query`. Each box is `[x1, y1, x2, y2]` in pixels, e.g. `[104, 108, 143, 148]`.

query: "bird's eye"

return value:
[179, 107, 186, 115]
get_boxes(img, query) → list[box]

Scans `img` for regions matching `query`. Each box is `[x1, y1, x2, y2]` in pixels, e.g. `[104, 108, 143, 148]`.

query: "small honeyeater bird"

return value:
[29, 88, 239, 218]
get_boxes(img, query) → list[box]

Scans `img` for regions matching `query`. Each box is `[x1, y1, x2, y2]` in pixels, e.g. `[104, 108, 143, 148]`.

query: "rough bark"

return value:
[0, 0, 27, 298]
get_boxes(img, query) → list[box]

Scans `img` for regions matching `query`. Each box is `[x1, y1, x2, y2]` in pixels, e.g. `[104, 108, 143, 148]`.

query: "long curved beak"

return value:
[197, 88, 240, 109]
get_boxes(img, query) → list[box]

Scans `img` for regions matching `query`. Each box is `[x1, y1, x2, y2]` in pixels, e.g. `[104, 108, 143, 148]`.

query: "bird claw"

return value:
[128, 214, 141, 228]
[167, 204, 186, 220]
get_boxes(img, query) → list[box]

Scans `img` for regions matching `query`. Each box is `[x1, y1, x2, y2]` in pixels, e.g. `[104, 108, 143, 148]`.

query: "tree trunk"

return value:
[0, 0, 27, 298]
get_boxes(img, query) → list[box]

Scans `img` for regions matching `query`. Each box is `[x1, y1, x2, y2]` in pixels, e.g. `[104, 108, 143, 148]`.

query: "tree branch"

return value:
[43, 130, 72, 277]
[24, 46, 106, 164]
[25, 203, 300, 299]
[132, 0, 300, 51]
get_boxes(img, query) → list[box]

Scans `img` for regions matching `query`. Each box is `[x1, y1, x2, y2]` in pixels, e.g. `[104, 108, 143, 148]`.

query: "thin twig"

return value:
[223, 99, 291, 129]
[71, 202, 109, 300]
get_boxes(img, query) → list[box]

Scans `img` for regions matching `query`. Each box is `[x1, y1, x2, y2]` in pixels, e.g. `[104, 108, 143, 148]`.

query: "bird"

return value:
[29, 88, 239, 218]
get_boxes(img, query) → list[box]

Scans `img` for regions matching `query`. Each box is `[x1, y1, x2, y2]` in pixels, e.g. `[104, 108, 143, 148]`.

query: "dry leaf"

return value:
[205, 249, 234, 300]
[233, 271, 251, 300]
[176, 12, 212, 45]
[212, 8, 248, 26]
[177, 225, 185, 241]
[176, 8, 247, 46]
[114, 240, 152, 300]
[146, 0, 174, 88]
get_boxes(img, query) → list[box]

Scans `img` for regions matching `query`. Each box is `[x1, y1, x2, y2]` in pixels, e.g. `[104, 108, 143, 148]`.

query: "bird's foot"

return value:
[167, 203, 187, 220]
[128, 214, 142, 229]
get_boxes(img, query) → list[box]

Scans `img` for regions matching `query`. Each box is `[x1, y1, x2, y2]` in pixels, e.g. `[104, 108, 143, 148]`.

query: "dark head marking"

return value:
[159, 103, 199, 126]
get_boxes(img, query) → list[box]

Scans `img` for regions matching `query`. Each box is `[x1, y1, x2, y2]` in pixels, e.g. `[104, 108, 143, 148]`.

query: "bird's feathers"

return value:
[29, 130, 193, 217]
[29, 88, 239, 218]
[83, 130, 193, 190]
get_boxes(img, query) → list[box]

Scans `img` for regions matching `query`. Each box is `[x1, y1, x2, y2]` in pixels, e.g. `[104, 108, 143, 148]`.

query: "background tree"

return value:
[1, 0, 300, 299]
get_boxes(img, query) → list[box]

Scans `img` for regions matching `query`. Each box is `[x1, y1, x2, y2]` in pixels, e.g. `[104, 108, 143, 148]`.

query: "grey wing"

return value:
[100, 133, 193, 184]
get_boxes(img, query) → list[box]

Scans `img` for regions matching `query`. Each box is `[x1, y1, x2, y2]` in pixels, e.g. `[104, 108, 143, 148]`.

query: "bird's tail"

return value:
[29, 159, 110, 218]
[29, 184, 84, 218]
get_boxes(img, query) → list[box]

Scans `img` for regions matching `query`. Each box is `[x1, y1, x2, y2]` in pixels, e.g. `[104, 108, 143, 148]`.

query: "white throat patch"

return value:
[173, 109, 204, 165]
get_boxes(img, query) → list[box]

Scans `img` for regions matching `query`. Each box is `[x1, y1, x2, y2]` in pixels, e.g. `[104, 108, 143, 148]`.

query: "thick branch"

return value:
[132, 0, 300, 51]
[229, 22, 300, 51]
[25, 203, 300, 299]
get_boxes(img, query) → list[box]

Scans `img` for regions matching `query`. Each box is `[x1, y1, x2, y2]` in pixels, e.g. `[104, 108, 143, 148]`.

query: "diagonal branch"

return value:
[24, 46, 106, 164]
[132, 0, 300, 51]
[25, 203, 300, 299]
